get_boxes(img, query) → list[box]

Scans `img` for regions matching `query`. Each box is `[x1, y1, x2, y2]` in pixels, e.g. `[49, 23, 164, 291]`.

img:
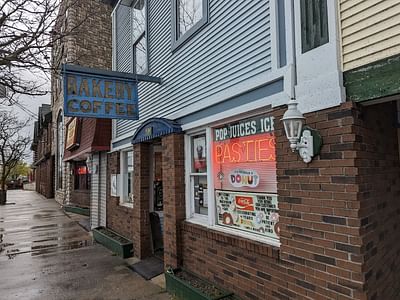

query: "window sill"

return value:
[186, 215, 208, 226]
[119, 202, 133, 209]
[183, 220, 280, 259]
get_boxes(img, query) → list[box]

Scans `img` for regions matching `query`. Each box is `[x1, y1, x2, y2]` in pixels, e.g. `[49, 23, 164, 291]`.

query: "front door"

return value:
[149, 143, 163, 255]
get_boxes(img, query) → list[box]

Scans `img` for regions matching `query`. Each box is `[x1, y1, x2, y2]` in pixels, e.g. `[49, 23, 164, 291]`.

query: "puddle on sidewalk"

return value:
[31, 240, 93, 256]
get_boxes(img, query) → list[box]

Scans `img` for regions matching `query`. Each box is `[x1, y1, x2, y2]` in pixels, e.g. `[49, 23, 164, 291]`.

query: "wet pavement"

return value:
[0, 190, 170, 300]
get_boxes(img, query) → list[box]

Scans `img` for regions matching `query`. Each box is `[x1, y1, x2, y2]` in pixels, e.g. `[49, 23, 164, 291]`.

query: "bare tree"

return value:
[0, 0, 81, 105]
[177, 0, 203, 37]
[0, 111, 31, 204]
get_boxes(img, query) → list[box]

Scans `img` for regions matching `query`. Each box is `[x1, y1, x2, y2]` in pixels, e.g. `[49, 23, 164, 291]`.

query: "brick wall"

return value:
[357, 102, 400, 299]
[106, 144, 153, 258]
[36, 161, 54, 199]
[70, 190, 90, 208]
[180, 101, 400, 300]
[132, 143, 152, 258]
[106, 151, 136, 242]
[162, 134, 185, 269]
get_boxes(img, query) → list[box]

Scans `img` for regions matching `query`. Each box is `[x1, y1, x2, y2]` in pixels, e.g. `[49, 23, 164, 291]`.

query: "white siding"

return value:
[90, 154, 99, 228]
[341, 0, 400, 71]
[114, 0, 273, 138]
[99, 152, 107, 227]
[90, 152, 107, 228]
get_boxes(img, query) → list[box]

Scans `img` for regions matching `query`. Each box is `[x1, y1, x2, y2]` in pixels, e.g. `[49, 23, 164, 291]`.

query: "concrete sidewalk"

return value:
[0, 190, 170, 300]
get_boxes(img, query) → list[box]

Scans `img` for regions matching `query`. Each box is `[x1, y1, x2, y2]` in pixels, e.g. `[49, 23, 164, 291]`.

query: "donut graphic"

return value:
[222, 212, 234, 225]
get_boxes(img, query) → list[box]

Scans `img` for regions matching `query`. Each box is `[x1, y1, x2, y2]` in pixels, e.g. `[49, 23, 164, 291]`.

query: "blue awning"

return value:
[131, 118, 182, 145]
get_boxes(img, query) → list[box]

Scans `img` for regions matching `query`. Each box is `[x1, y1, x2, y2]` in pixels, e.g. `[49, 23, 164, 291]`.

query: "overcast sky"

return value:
[1, 73, 51, 164]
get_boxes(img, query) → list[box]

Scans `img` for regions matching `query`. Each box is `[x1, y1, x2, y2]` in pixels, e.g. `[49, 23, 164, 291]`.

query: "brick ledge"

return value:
[182, 221, 280, 260]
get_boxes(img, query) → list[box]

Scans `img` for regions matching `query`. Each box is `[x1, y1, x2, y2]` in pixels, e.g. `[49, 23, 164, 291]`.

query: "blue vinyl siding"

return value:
[115, 0, 273, 138]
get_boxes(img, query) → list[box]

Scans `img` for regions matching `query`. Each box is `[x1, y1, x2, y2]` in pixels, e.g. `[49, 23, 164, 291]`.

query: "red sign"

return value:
[235, 195, 254, 211]
[76, 166, 88, 175]
[213, 132, 277, 193]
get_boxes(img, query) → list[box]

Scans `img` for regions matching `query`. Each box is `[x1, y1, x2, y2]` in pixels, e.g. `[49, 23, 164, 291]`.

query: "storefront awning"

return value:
[64, 118, 111, 161]
[131, 118, 182, 145]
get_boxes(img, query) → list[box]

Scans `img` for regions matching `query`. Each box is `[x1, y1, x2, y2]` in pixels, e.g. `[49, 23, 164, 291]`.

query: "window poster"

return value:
[111, 174, 119, 197]
[192, 135, 206, 173]
[212, 115, 279, 239]
[216, 191, 279, 239]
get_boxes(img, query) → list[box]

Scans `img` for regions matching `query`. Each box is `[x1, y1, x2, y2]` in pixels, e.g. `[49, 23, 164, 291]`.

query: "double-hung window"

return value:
[172, 0, 208, 49]
[120, 150, 134, 205]
[132, 0, 147, 74]
[189, 133, 208, 216]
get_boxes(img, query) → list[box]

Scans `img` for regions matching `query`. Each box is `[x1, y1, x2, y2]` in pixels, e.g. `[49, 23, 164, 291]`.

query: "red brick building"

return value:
[32, 104, 54, 199]
[106, 1, 400, 299]
[63, 118, 111, 208]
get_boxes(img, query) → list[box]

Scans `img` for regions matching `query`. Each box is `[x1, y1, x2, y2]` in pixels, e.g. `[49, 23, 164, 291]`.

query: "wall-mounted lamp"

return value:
[281, 99, 322, 163]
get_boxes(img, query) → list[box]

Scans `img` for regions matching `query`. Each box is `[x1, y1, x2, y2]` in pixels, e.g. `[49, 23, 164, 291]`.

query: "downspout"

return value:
[98, 152, 101, 227]
[289, 0, 297, 101]
[397, 100, 400, 160]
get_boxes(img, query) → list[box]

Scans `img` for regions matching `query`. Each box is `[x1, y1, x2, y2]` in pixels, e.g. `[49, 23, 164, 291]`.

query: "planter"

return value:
[166, 268, 234, 300]
[0, 190, 6, 205]
[92, 227, 133, 258]
[63, 205, 90, 216]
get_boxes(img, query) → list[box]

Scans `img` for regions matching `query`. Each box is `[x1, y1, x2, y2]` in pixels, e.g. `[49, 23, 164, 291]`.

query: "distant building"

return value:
[31, 104, 54, 198]
[50, 0, 113, 214]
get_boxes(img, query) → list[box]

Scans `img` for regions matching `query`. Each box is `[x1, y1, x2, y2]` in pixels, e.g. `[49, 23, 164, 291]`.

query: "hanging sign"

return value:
[65, 118, 79, 150]
[62, 64, 139, 120]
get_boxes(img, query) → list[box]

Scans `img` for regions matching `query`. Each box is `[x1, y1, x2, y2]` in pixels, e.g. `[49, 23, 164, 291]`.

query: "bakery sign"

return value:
[62, 64, 161, 120]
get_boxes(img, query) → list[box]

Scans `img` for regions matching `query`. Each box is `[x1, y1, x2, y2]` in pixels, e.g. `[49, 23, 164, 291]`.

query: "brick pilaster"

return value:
[162, 133, 185, 269]
[132, 143, 152, 259]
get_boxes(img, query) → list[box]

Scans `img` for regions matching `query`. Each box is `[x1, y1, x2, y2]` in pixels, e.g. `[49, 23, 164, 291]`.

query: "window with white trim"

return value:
[186, 115, 280, 243]
[120, 150, 134, 205]
[189, 133, 208, 216]
[172, 0, 208, 49]
[132, 0, 147, 74]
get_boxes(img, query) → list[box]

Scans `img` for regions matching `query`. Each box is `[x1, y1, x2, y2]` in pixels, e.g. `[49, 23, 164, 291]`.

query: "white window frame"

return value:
[185, 128, 214, 225]
[171, 0, 209, 51]
[184, 114, 281, 248]
[131, 0, 148, 74]
[119, 148, 134, 207]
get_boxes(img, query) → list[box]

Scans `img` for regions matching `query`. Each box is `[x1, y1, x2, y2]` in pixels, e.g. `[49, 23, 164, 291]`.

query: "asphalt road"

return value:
[0, 190, 170, 300]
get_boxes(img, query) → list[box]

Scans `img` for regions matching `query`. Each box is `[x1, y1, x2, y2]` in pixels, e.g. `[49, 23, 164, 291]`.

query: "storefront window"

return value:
[212, 115, 279, 240]
[74, 162, 90, 190]
[120, 150, 134, 204]
[186, 115, 279, 242]
[190, 134, 207, 215]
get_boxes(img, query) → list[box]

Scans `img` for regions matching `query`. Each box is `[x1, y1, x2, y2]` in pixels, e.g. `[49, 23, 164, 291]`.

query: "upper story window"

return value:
[172, 0, 208, 50]
[300, 0, 329, 53]
[132, 0, 147, 74]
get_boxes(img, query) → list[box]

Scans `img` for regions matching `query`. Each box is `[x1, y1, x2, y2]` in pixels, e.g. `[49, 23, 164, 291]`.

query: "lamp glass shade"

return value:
[283, 118, 303, 139]
[281, 100, 305, 150]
